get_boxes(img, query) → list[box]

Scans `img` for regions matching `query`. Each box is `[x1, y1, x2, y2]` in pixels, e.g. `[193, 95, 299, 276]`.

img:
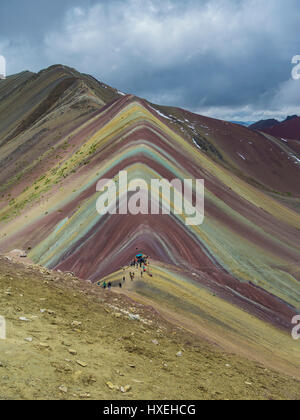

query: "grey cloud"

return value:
[0, 0, 300, 121]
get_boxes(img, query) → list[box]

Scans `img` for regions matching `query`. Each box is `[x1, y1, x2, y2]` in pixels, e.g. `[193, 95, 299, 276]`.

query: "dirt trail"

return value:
[104, 263, 300, 380]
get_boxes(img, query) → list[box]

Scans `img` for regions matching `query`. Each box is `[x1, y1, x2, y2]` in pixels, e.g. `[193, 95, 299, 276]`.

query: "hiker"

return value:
[123, 276, 126, 282]
[119, 282, 122, 288]
[102, 281, 107, 289]
[108, 282, 112, 290]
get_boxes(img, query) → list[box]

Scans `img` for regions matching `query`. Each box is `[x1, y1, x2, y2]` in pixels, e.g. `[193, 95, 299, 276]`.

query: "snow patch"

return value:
[288, 153, 300, 165]
[237, 152, 246, 161]
[149, 106, 173, 121]
[193, 138, 202, 150]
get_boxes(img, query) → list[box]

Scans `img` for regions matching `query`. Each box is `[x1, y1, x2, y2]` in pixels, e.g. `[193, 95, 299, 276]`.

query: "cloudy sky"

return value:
[0, 0, 300, 121]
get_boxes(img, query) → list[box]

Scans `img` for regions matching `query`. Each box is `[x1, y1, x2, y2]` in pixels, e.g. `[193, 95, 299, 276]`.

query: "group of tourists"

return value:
[99, 252, 150, 290]
[99, 280, 112, 289]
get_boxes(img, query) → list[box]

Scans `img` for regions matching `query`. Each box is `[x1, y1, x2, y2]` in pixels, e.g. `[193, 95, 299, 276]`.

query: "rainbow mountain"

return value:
[0, 65, 299, 377]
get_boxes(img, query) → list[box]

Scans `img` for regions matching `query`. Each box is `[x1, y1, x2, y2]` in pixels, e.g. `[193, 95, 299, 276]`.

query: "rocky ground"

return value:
[0, 255, 299, 400]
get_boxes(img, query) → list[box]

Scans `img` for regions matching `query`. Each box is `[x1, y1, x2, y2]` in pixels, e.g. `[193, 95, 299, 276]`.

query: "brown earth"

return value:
[0, 256, 299, 400]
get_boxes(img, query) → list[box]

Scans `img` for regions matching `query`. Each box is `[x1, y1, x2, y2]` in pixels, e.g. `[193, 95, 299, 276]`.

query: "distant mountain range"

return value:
[249, 115, 300, 142]
[229, 121, 255, 127]
[249, 119, 281, 130]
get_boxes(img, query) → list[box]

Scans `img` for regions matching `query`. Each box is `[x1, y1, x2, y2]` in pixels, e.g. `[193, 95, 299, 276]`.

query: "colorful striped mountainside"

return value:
[0, 65, 299, 378]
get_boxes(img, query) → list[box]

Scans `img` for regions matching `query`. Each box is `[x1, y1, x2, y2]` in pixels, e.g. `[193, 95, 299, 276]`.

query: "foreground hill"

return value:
[0, 255, 299, 400]
[0, 65, 299, 387]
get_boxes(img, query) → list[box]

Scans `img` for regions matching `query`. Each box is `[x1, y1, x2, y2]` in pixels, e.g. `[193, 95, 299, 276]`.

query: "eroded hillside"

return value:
[0, 66, 299, 392]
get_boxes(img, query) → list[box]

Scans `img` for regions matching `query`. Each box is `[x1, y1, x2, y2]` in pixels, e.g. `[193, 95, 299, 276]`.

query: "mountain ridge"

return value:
[0, 65, 299, 380]
[249, 115, 300, 141]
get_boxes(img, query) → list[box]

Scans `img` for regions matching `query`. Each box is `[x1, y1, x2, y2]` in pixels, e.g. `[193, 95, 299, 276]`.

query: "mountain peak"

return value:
[0, 65, 299, 389]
